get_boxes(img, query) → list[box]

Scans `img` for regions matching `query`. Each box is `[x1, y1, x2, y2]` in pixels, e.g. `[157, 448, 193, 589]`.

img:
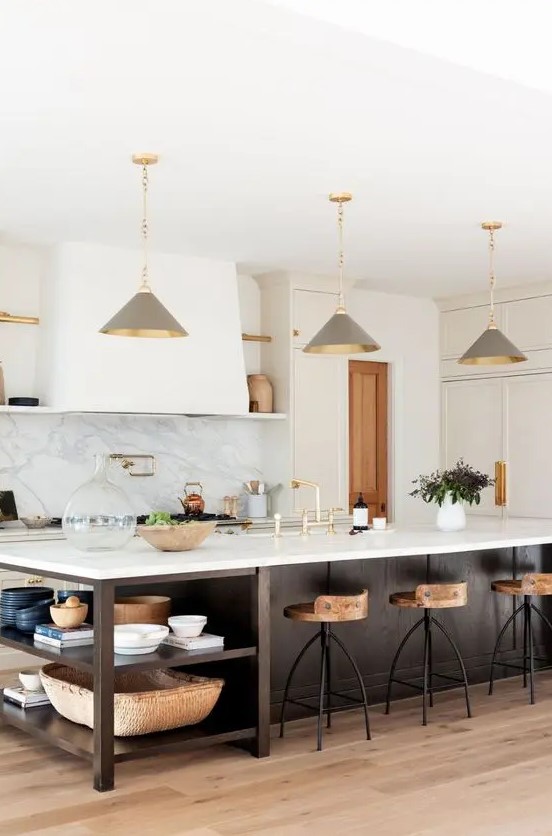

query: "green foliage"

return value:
[146, 512, 176, 526]
[410, 459, 494, 507]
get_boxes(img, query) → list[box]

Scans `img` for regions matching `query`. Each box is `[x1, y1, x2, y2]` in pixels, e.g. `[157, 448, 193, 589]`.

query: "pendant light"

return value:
[100, 154, 188, 338]
[458, 222, 526, 365]
[303, 193, 380, 354]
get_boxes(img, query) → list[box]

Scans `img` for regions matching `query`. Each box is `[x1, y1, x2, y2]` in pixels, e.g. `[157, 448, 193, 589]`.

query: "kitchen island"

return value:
[1, 516, 552, 792]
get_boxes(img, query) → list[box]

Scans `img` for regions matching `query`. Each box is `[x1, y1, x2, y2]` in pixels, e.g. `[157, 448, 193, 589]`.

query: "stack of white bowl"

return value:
[113, 624, 169, 655]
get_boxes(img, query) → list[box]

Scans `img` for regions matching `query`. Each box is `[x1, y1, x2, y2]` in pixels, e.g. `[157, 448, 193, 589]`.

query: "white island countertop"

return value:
[0, 517, 551, 581]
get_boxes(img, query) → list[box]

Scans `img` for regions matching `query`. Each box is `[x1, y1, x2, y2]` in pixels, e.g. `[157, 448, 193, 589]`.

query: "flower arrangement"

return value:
[410, 459, 494, 507]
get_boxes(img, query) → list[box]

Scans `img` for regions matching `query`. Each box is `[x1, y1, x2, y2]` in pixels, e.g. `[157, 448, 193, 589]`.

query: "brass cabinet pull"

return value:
[495, 461, 507, 506]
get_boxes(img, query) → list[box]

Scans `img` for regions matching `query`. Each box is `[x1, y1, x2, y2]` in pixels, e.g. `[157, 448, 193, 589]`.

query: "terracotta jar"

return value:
[247, 374, 273, 413]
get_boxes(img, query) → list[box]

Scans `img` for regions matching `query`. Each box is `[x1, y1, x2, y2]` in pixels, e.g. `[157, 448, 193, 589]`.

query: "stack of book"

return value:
[33, 623, 94, 649]
[162, 632, 225, 651]
[3, 685, 51, 709]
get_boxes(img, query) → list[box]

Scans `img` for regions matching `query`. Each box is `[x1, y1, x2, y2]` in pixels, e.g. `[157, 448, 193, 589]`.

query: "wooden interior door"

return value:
[348, 360, 388, 520]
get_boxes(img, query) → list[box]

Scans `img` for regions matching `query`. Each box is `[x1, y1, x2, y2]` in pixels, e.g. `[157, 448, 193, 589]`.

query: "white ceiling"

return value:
[2, 0, 552, 297]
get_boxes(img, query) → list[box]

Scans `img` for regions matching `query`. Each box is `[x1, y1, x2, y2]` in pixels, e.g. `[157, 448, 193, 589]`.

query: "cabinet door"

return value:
[293, 290, 338, 348]
[293, 351, 347, 512]
[442, 379, 503, 515]
[504, 374, 552, 517]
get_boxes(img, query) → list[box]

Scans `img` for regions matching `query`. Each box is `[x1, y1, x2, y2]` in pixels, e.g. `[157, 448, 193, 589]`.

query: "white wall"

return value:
[268, 272, 440, 523]
[237, 274, 261, 375]
[348, 285, 440, 523]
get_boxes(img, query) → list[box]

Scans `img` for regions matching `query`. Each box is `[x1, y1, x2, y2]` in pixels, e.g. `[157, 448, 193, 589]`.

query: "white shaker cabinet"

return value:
[443, 373, 552, 519]
[504, 374, 552, 517]
[293, 350, 347, 512]
[442, 379, 503, 516]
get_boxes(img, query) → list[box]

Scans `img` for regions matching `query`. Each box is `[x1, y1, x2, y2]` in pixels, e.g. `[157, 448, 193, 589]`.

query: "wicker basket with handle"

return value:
[40, 664, 224, 737]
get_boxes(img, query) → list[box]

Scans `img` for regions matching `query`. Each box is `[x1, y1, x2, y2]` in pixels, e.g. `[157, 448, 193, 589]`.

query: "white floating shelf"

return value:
[0, 406, 287, 419]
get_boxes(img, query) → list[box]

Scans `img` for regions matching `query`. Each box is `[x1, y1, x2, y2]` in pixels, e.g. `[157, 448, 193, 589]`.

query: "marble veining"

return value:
[0, 413, 262, 517]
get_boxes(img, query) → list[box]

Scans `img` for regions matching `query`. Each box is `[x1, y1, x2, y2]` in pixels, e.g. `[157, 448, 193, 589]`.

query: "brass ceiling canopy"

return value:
[458, 222, 526, 365]
[303, 193, 380, 355]
[100, 154, 188, 338]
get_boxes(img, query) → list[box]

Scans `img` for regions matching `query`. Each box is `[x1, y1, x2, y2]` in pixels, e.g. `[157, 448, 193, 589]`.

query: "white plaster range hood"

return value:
[36, 242, 249, 415]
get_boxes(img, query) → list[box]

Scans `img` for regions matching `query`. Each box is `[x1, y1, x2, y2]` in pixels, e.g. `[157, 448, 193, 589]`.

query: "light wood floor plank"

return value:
[2, 674, 552, 835]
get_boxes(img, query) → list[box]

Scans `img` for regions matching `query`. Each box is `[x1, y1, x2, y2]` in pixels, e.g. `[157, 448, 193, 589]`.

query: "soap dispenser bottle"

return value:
[353, 492, 369, 531]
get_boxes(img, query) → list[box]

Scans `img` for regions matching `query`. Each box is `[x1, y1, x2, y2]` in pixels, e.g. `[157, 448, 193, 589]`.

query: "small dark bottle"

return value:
[353, 492, 369, 531]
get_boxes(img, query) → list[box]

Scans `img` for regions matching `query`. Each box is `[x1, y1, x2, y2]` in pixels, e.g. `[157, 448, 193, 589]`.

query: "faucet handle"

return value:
[326, 507, 344, 535]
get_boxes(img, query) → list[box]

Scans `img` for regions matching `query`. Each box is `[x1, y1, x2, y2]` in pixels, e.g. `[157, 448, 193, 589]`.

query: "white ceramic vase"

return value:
[436, 494, 466, 532]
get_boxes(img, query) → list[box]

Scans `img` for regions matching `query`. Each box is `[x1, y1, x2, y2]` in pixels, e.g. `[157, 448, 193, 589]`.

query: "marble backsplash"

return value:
[0, 413, 263, 518]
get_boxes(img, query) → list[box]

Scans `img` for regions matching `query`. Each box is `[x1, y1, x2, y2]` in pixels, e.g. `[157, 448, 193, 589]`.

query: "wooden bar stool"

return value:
[279, 589, 370, 751]
[385, 582, 471, 726]
[489, 573, 552, 704]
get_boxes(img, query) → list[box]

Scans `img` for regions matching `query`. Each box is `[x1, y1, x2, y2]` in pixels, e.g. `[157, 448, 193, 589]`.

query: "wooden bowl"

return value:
[50, 602, 88, 628]
[114, 595, 171, 626]
[137, 522, 216, 552]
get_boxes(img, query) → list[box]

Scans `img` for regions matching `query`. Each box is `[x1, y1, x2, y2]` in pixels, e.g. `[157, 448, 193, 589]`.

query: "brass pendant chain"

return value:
[140, 163, 150, 291]
[337, 200, 345, 311]
[488, 227, 496, 327]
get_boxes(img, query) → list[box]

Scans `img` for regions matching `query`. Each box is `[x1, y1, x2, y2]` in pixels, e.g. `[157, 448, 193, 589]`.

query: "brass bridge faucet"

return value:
[109, 453, 156, 477]
[290, 478, 343, 535]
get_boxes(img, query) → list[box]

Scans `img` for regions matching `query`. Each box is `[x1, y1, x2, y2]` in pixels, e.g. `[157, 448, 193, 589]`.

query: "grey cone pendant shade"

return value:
[304, 193, 380, 355]
[100, 154, 188, 338]
[99, 286, 188, 338]
[458, 222, 526, 365]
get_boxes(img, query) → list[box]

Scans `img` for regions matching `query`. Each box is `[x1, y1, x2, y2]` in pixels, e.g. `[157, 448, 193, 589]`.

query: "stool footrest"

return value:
[284, 697, 367, 716]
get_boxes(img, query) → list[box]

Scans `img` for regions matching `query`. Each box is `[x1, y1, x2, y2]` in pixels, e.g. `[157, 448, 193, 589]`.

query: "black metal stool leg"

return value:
[427, 612, 434, 709]
[317, 623, 329, 751]
[330, 631, 371, 741]
[385, 616, 425, 715]
[280, 631, 321, 738]
[326, 626, 332, 729]
[422, 610, 430, 726]
[530, 602, 552, 638]
[489, 603, 524, 696]
[527, 597, 535, 705]
[431, 617, 472, 719]
[523, 597, 529, 688]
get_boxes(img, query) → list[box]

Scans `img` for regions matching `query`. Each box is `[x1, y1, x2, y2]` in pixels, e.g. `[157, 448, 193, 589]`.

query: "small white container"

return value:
[247, 494, 268, 519]
[168, 615, 207, 638]
[19, 670, 43, 691]
[372, 517, 387, 531]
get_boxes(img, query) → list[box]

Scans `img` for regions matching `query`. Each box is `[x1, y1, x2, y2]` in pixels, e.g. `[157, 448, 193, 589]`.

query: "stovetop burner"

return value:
[46, 513, 241, 530]
[136, 513, 237, 525]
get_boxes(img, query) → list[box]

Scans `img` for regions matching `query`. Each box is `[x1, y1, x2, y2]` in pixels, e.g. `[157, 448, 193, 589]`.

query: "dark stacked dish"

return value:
[0, 587, 55, 633]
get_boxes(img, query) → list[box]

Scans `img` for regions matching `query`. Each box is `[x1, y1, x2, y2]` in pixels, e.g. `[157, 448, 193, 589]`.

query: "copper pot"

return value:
[180, 482, 205, 516]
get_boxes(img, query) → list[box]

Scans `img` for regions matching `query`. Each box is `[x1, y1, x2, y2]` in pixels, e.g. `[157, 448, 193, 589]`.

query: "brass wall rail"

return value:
[242, 333, 272, 343]
[0, 311, 39, 325]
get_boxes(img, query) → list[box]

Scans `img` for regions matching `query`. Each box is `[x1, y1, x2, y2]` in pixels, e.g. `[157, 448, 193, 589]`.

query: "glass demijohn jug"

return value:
[62, 454, 136, 552]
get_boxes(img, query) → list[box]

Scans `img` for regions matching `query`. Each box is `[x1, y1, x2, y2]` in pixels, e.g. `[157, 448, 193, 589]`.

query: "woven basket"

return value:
[40, 664, 224, 737]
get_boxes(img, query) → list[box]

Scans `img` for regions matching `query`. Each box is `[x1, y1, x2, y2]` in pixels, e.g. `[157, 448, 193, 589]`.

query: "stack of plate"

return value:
[0, 586, 55, 627]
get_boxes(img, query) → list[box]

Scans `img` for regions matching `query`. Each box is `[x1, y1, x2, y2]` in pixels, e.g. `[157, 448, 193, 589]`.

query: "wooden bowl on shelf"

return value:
[50, 601, 88, 628]
[114, 595, 171, 626]
[137, 521, 216, 552]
